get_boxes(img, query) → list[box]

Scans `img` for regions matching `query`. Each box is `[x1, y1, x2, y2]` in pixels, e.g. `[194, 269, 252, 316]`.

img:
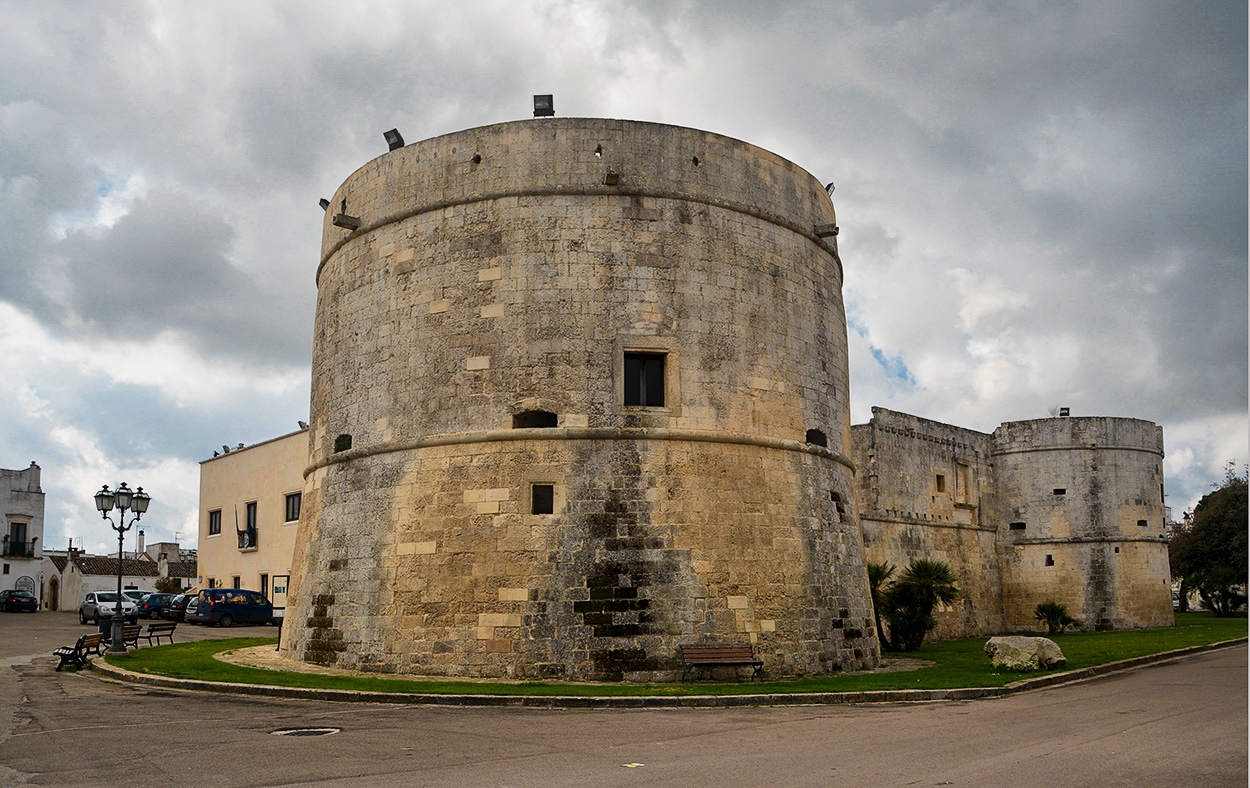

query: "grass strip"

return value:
[104, 612, 1245, 697]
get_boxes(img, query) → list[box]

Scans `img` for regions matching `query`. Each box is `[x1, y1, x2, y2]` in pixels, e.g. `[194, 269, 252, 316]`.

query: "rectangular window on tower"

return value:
[532, 484, 555, 515]
[624, 352, 665, 407]
[285, 492, 302, 523]
[208, 510, 221, 536]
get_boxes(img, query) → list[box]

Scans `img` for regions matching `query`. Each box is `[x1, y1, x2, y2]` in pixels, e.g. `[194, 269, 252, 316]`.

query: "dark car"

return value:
[135, 593, 174, 619]
[161, 593, 193, 621]
[0, 589, 38, 613]
[190, 588, 274, 627]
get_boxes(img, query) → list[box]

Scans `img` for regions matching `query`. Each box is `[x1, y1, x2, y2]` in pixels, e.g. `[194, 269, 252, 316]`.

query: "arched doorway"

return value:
[48, 576, 59, 611]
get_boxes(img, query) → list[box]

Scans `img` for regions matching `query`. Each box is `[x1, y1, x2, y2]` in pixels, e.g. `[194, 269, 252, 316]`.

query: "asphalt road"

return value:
[0, 611, 1245, 787]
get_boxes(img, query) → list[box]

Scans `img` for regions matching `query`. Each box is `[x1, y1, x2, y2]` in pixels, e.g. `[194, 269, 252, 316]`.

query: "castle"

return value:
[272, 115, 1171, 681]
[283, 117, 876, 681]
[854, 408, 1171, 640]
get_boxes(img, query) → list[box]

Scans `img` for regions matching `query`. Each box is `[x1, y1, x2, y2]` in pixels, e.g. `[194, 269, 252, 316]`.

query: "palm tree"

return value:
[885, 559, 960, 651]
[866, 562, 895, 647]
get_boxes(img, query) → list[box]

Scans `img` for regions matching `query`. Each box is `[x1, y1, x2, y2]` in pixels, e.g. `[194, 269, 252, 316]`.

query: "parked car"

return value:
[78, 591, 137, 624]
[190, 588, 274, 627]
[122, 590, 148, 606]
[161, 593, 193, 621]
[184, 597, 200, 623]
[135, 592, 174, 619]
[0, 589, 38, 613]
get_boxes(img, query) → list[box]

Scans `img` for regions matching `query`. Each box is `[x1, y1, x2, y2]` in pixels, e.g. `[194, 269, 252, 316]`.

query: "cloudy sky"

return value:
[1, 1, 1244, 555]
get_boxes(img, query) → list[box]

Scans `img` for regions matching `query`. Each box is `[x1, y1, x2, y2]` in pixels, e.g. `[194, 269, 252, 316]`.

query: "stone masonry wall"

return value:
[852, 408, 1007, 639]
[283, 118, 877, 680]
[993, 417, 1171, 630]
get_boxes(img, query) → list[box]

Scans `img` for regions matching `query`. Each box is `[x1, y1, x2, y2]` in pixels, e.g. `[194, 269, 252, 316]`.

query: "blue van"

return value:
[191, 588, 274, 627]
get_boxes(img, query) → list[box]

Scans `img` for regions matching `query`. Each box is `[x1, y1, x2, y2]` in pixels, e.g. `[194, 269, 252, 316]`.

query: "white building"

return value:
[3, 462, 45, 600]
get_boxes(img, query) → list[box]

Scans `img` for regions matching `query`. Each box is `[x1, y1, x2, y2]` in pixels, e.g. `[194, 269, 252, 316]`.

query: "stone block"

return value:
[984, 636, 1067, 671]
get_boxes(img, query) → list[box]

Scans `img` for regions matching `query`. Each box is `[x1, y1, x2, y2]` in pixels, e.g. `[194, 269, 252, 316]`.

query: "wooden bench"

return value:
[144, 621, 177, 646]
[679, 644, 764, 682]
[53, 633, 104, 671]
[120, 624, 142, 650]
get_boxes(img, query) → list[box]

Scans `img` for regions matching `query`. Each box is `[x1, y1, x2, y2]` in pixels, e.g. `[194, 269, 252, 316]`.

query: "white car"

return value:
[78, 591, 138, 624]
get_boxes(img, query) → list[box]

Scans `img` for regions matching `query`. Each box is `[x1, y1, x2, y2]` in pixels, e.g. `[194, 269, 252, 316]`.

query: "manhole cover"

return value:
[271, 727, 341, 737]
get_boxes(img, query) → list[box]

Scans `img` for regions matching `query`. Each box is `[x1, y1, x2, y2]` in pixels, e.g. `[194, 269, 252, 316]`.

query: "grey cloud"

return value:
[51, 190, 310, 364]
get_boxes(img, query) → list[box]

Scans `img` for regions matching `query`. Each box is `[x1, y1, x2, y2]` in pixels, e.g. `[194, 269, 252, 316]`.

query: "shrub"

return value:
[880, 559, 960, 652]
[1034, 601, 1080, 635]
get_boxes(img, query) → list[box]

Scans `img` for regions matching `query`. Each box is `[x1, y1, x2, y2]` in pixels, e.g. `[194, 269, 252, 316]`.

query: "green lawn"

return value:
[104, 612, 1245, 697]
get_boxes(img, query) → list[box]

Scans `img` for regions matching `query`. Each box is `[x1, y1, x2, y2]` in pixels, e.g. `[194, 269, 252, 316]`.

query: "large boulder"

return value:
[985, 636, 1067, 672]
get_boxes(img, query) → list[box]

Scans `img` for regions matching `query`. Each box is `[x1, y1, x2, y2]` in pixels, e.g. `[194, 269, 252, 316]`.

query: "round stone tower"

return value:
[283, 117, 877, 680]
[992, 416, 1172, 631]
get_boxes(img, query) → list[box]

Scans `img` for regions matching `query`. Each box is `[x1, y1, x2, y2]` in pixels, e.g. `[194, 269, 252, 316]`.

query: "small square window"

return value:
[231, 576, 241, 589]
[2, 563, 8, 575]
[935, 474, 946, 493]
[1044, 555, 1054, 566]
[532, 484, 554, 515]
[1053, 488, 1066, 495]
[285, 492, 302, 522]
[624, 353, 665, 407]
[1136, 519, 1148, 527]
[208, 510, 221, 535]
[1009, 522, 1027, 530]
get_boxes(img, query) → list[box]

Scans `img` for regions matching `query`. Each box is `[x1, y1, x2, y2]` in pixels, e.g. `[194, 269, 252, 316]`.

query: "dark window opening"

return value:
[285, 492, 302, 522]
[624, 353, 665, 406]
[935, 474, 947, 493]
[829, 490, 846, 515]
[208, 510, 222, 535]
[1044, 554, 1054, 566]
[239, 502, 258, 549]
[513, 410, 558, 429]
[334, 434, 352, 452]
[260, 573, 269, 598]
[231, 576, 241, 589]
[532, 484, 554, 515]
[805, 429, 827, 447]
[1114, 546, 1120, 553]
[1053, 488, 1066, 495]
[1009, 522, 1027, 530]
[1136, 519, 1148, 527]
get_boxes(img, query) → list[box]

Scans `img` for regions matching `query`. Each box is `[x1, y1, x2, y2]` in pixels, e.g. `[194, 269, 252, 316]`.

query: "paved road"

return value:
[0, 611, 1245, 787]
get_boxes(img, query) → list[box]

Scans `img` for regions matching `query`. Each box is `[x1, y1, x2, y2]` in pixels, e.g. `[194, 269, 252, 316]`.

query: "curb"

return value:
[88, 637, 1247, 709]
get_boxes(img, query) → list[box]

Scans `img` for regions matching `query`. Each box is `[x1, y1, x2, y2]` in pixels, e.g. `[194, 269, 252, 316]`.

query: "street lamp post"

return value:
[94, 482, 151, 654]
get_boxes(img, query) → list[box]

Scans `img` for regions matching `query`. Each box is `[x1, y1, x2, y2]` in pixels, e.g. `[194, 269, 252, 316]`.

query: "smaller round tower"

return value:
[992, 416, 1172, 630]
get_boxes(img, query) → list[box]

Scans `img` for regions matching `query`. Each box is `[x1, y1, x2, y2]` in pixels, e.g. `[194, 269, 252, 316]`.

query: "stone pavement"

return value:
[1, 631, 1244, 787]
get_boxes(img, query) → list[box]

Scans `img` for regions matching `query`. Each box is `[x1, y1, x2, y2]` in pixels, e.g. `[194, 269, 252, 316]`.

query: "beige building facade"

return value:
[197, 428, 308, 604]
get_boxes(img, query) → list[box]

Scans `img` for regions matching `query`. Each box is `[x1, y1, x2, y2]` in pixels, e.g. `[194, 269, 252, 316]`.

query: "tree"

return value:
[1034, 601, 1080, 635]
[154, 576, 183, 594]
[1170, 464, 1248, 617]
[866, 561, 895, 647]
[880, 559, 960, 651]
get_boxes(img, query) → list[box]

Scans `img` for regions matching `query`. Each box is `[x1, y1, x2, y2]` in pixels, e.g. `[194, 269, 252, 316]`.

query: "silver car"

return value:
[78, 591, 138, 624]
